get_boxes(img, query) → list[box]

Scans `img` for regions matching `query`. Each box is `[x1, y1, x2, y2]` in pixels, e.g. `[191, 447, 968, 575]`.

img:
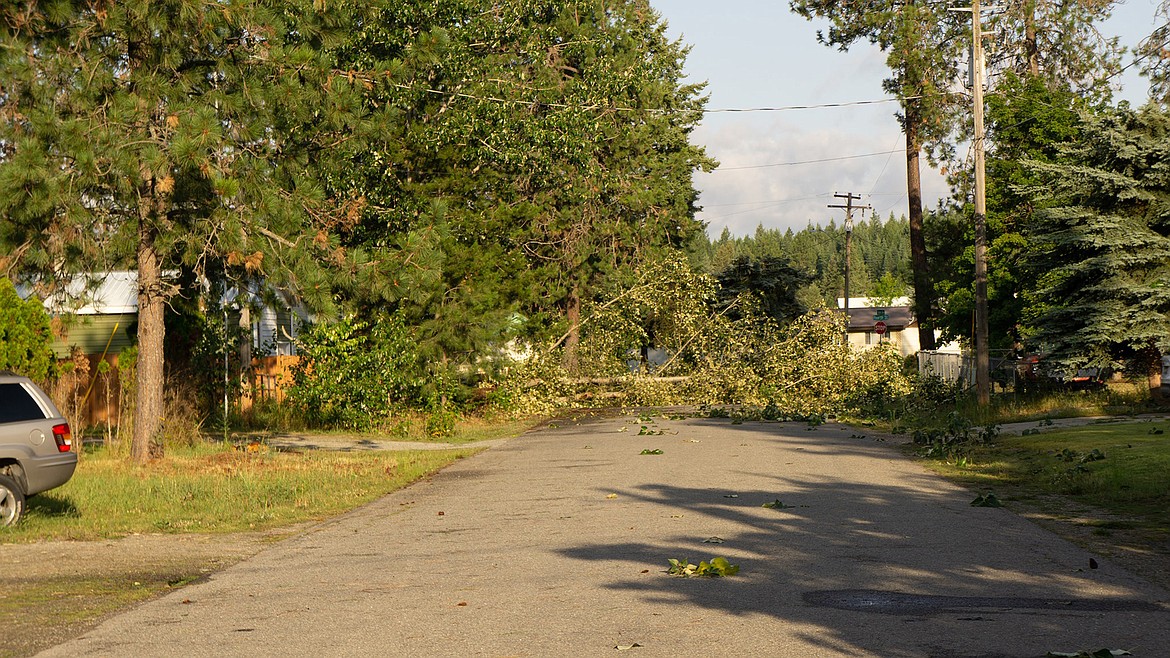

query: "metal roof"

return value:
[38, 271, 139, 315]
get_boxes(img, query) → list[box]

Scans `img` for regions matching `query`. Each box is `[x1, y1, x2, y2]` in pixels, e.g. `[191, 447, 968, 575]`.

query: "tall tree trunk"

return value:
[904, 105, 937, 351]
[1024, 0, 1039, 77]
[563, 284, 581, 375]
[133, 192, 167, 463]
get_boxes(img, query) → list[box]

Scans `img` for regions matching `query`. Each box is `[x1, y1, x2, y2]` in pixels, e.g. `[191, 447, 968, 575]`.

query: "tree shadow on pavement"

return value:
[553, 418, 1169, 657]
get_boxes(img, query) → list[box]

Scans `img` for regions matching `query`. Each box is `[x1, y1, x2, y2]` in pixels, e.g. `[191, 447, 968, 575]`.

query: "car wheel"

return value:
[0, 474, 25, 527]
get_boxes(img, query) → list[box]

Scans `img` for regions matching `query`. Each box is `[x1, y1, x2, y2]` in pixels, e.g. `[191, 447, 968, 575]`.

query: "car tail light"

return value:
[52, 423, 73, 452]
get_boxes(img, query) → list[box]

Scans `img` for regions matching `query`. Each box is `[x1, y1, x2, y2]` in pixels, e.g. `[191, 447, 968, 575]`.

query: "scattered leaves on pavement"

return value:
[761, 500, 794, 509]
[666, 557, 740, 577]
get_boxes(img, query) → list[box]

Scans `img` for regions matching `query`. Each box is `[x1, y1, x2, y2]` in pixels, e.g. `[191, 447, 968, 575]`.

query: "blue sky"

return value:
[654, 0, 1164, 237]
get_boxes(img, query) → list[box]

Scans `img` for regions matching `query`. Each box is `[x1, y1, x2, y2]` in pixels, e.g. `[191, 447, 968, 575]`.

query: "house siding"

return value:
[51, 313, 136, 358]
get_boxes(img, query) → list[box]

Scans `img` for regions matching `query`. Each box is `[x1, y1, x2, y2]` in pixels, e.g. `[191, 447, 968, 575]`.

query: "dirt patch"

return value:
[0, 528, 302, 658]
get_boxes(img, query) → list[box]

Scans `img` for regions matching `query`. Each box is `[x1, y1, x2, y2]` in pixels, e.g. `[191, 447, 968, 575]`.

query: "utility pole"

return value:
[952, 1, 999, 406]
[829, 193, 871, 338]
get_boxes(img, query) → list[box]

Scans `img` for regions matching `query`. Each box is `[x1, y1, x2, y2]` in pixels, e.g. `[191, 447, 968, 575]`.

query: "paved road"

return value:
[41, 414, 1170, 657]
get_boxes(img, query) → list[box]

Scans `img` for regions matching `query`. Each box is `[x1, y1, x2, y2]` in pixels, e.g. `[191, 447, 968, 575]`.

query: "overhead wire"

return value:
[711, 150, 904, 171]
[388, 80, 954, 116]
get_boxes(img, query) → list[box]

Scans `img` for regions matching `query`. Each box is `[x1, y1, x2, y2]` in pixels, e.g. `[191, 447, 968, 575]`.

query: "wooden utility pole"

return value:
[829, 193, 871, 335]
[953, 1, 996, 405]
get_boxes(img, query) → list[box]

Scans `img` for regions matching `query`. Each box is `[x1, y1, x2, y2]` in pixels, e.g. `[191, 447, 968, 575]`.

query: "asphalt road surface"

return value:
[39, 414, 1170, 657]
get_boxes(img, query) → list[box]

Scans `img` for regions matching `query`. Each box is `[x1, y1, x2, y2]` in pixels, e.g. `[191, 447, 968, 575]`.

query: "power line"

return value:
[387, 81, 946, 115]
[701, 194, 831, 208]
[710, 149, 904, 172]
[704, 97, 916, 113]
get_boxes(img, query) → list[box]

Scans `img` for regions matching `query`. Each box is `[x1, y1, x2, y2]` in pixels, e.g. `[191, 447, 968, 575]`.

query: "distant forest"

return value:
[689, 214, 912, 310]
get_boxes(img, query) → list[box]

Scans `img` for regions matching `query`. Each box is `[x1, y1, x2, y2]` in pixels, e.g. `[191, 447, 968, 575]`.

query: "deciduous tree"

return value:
[332, 1, 714, 376]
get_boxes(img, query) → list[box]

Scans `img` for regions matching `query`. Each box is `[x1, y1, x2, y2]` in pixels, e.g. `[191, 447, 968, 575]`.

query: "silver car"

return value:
[0, 373, 78, 526]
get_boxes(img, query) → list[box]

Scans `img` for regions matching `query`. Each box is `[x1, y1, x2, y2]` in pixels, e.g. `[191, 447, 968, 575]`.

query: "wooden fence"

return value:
[241, 355, 301, 410]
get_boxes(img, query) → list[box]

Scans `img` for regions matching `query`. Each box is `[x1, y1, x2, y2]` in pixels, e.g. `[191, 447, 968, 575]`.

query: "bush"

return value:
[287, 313, 422, 430]
[0, 277, 55, 382]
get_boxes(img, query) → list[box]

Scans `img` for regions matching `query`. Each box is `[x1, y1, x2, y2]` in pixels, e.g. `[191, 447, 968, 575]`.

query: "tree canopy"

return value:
[0, 0, 391, 459]
[0, 0, 714, 441]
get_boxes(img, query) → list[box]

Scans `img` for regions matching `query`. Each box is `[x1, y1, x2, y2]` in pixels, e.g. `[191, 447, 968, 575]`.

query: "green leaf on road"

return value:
[970, 493, 1003, 507]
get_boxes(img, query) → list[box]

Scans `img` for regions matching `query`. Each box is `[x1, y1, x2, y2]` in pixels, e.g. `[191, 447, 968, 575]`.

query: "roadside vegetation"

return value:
[904, 385, 1170, 593]
[924, 420, 1170, 529]
[2, 441, 479, 544]
[912, 416, 1170, 524]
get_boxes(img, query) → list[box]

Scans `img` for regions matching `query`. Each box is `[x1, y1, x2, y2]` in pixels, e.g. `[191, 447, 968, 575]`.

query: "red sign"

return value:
[874, 321, 887, 335]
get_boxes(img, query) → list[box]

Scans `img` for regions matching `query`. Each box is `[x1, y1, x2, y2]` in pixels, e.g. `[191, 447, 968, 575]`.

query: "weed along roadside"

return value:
[0, 432, 501, 658]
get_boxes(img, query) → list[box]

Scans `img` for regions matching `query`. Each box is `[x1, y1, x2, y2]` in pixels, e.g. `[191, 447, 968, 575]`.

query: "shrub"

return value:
[287, 313, 422, 430]
[0, 277, 55, 382]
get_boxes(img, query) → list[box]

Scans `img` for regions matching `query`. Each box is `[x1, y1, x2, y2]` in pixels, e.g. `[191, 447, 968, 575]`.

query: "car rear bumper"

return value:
[23, 452, 78, 496]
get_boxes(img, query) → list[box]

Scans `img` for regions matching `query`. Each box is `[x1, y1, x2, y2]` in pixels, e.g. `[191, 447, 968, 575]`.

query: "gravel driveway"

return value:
[38, 414, 1170, 657]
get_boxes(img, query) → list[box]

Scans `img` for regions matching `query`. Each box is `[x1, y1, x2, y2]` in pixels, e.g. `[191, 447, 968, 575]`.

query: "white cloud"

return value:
[691, 112, 950, 237]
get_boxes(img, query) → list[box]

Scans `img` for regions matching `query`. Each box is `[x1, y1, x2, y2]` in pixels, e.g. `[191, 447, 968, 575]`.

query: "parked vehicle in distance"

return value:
[1017, 355, 1109, 393]
[1065, 367, 1107, 392]
[0, 372, 77, 526]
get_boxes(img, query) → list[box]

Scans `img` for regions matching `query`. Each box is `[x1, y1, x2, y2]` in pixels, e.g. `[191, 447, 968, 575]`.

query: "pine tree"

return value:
[1021, 103, 1170, 378]
[988, 0, 1121, 100]
[1136, 1, 1170, 102]
[0, 1, 378, 460]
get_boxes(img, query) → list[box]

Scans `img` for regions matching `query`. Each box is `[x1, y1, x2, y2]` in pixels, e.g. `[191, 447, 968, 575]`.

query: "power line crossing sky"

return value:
[654, 0, 1161, 236]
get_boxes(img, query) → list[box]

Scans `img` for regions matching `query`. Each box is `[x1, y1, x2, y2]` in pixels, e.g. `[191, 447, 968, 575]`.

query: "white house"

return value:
[837, 296, 961, 358]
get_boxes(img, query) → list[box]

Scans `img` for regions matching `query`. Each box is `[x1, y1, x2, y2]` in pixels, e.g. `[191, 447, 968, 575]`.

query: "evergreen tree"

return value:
[987, 1, 1121, 101]
[0, 1, 381, 460]
[931, 74, 1089, 350]
[1021, 103, 1170, 379]
[715, 255, 812, 324]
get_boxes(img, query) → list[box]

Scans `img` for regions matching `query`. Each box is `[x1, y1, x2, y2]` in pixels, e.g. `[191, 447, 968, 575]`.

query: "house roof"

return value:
[38, 271, 139, 315]
[844, 305, 916, 332]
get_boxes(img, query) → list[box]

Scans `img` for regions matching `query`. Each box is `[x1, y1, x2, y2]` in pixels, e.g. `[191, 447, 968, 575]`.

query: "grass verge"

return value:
[0, 439, 484, 657]
[230, 404, 541, 446]
[915, 419, 1170, 589]
[958, 382, 1163, 425]
[2, 441, 479, 543]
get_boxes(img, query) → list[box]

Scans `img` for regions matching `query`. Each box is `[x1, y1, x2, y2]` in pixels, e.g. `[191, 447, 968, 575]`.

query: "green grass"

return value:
[921, 421, 1170, 529]
[1, 441, 479, 543]
[226, 414, 537, 446]
[960, 382, 1164, 426]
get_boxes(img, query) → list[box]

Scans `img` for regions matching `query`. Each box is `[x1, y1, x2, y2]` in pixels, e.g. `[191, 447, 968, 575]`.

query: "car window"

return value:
[0, 382, 50, 424]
